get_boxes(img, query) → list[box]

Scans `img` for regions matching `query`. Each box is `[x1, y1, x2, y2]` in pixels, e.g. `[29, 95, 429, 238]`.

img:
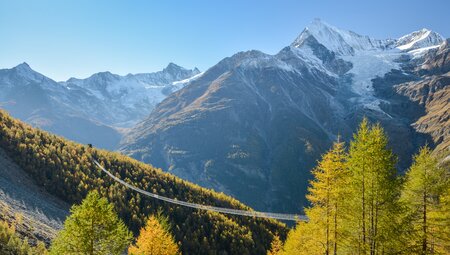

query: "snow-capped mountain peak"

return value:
[164, 62, 184, 71]
[289, 19, 447, 111]
[60, 63, 201, 127]
[5, 62, 55, 86]
[292, 19, 393, 55]
[12, 62, 40, 78]
[396, 28, 444, 51]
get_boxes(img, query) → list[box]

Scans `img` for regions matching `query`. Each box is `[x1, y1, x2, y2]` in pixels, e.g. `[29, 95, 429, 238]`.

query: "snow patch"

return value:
[396, 29, 444, 51]
[292, 46, 338, 77]
[342, 50, 401, 97]
[408, 45, 440, 58]
[171, 71, 205, 90]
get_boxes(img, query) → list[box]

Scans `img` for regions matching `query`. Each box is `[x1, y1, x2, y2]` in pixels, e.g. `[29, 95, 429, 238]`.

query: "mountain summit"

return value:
[292, 19, 444, 55]
[396, 28, 444, 50]
[292, 19, 395, 55]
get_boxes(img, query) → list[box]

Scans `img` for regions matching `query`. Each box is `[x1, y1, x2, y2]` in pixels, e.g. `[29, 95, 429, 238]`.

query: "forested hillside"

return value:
[0, 110, 287, 254]
[278, 120, 450, 255]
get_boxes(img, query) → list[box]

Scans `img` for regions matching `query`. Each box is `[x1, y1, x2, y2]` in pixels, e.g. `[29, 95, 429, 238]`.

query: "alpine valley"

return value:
[1, 19, 449, 214]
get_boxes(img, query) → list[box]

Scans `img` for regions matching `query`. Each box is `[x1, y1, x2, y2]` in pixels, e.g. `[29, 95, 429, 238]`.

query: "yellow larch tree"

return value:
[129, 214, 180, 255]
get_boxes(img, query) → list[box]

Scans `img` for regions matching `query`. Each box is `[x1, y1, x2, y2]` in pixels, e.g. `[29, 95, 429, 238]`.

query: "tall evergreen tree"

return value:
[401, 146, 449, 254]
[344, 118, 401, 254]
[50, 191, 132, 255]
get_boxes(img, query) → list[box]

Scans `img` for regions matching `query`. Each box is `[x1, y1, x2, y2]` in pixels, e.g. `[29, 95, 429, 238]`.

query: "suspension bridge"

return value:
[94, 160, 306, 221]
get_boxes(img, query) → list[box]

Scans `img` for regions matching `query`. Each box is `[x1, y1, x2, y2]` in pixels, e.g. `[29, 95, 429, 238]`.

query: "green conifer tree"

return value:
[50, 190, 132, 255]
[344, 118, 401, 254]
[306, 139, 348, 255]
[401, 146, 449, 254]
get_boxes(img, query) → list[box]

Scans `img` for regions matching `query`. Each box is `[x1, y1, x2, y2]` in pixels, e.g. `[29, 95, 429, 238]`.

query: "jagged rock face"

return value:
[420, 39, 450, 74]
[395, 40, 450, 154]
[396, 74, 450, 153]
[120, 20, 449, 212]
[0, 63, 200, 149]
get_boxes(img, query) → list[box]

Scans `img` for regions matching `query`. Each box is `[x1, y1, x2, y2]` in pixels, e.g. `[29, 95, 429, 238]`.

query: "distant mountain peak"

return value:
[13, 62, 33, 73]
[396, 28, 444, 51]
[292, 19, 445, 56]
[9, 62, 49, 82]
[167, 62, 182, 68]
[307, 18, 336, 33]
[292, 19, 390, 55]
[15, 62, 31, 69]
[164, 62, 187, 73]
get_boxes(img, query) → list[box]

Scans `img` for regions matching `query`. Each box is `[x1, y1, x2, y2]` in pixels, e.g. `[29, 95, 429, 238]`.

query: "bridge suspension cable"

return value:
[94, 160, 306, 221]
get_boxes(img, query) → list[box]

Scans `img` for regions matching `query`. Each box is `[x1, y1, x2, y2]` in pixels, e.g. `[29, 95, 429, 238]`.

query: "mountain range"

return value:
[0, 19, 448, 213]
[0, 62, 200, 149]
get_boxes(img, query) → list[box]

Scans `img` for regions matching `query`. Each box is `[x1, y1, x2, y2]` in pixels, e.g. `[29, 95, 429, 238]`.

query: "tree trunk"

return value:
[362, 172, 366, 255]
[334, 202, 338, 255]
[326, 175, 330, 255]
[423, 190, 427, 255]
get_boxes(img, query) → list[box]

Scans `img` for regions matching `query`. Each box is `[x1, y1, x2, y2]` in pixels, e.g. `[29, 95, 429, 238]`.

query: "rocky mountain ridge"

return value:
[0, 63, 201, 149]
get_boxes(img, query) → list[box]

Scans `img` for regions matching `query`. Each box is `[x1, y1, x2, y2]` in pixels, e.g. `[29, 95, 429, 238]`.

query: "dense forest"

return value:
[0, 110, 286, 254]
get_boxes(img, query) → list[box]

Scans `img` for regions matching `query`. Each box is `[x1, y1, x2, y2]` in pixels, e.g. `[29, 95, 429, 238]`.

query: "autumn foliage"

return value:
[129, 214, 180, 255]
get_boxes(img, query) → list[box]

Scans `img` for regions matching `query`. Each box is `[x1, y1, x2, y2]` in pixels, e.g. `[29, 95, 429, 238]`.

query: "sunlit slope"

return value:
[0, 110, 287, 254]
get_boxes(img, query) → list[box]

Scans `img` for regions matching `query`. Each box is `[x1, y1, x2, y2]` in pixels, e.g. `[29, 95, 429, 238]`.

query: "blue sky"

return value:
[1, 0, 449, 81]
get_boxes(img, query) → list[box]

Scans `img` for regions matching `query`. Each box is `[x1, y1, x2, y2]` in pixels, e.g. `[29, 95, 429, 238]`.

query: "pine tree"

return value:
[50, 190, 132, 255]
[128, 213, 180, 255]
[401, 146, 449, 254]
[344, 118, 401, 254]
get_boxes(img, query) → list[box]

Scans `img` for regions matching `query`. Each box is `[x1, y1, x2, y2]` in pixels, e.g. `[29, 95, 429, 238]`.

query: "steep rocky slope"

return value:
[0, 148, 68, 246]
[395, 39, 450, 153]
